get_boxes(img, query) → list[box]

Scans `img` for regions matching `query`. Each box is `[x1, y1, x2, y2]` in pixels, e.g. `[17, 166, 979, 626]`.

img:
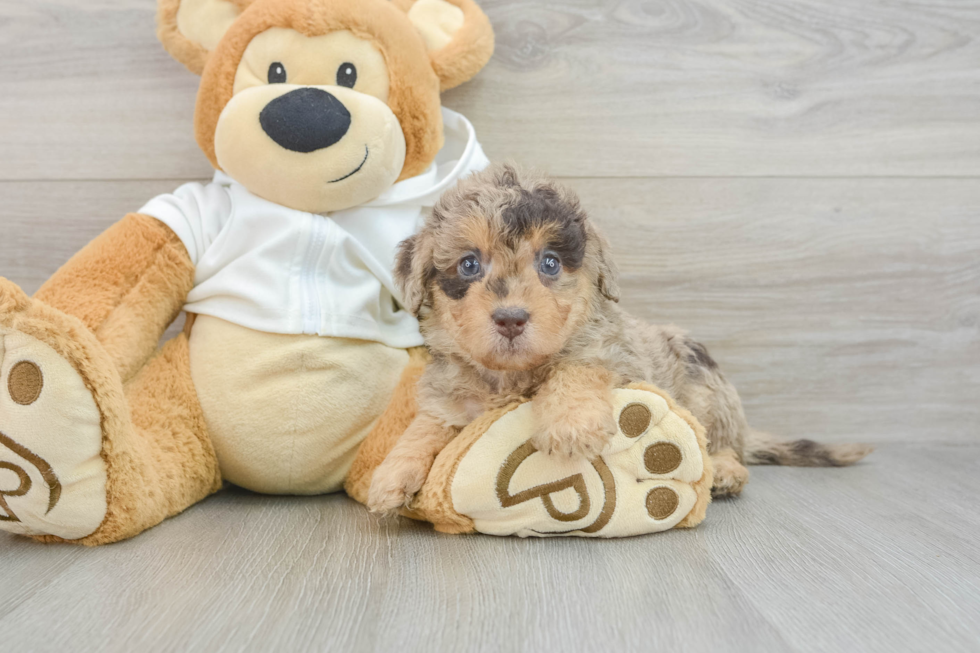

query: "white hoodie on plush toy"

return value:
[135, 109, 487, 496]
[140, 109, 487, 348]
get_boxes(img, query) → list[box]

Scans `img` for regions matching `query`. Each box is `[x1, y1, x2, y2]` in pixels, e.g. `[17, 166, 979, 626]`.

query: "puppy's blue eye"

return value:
[458, 255, 481, 277]
[540, 255, 561, 276]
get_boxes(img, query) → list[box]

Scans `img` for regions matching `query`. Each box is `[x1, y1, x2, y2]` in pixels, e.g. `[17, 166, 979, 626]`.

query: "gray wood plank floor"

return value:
[1, 0, 978, 651]
[1, 444, 977, 653]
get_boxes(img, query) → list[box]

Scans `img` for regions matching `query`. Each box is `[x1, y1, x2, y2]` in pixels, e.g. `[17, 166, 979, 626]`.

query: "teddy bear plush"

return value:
[0, 0, 711, 544]
[0, 0, 495, 545]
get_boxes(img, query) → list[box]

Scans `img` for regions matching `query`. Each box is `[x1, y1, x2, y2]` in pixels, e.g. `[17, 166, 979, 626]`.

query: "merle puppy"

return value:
[367, 164, 871, 512]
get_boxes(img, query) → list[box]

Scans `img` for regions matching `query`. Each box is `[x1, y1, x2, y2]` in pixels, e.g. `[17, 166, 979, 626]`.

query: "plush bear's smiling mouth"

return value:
[328, 146, 369, 183]
[214, 83, 405, 212]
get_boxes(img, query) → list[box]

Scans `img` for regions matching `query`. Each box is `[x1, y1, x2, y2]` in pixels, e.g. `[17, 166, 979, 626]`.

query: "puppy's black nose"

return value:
[259, 88, 351, 153]
[492, 308, 529, 340]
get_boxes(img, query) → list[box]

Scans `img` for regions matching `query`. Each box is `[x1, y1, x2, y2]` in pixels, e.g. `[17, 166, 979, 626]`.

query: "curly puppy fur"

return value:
[366, 164, 873, 512]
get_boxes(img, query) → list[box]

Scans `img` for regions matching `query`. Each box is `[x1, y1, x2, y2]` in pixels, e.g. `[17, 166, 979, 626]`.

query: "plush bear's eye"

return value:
[337, 63, 357, 89]
[540, 254, 561, 276]
[268, 62, 287, 84]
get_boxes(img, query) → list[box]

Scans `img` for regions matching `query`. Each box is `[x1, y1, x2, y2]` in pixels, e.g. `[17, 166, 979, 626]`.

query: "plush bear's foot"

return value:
[411, 384, 714, 538]
[0, 279, 109, 540]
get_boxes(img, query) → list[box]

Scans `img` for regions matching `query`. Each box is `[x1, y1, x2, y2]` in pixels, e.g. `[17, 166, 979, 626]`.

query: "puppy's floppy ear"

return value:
[157, 0, 253, 75]
[395, 0, 495, 90]
[395, 234, 435, 317]
[591, 228, 621, 303]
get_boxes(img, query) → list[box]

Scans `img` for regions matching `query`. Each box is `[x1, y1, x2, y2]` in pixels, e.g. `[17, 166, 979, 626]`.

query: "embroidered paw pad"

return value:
[0, 326, 107, 540]
[448, 387, 709, 538]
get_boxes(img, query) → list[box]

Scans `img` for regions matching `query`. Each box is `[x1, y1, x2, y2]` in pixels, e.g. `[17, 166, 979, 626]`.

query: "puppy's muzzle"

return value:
[492, 308, 529, 341]
[259, 88, 351, 153]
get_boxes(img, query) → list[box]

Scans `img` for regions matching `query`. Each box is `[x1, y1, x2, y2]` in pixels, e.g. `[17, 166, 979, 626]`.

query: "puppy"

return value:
[367, 164, 872, 512]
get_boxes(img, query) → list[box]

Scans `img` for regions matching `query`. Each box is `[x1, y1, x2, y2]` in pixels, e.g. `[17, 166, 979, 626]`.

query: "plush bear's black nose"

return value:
[259, 88, 351, 153]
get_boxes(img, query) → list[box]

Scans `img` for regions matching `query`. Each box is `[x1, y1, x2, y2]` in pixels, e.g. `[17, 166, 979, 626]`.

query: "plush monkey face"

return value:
[158, 0, 494, 213]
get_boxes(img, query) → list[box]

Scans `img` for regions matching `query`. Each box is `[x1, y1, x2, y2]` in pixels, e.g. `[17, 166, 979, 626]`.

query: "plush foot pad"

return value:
[425, 385, 712, 538]
[0, 296, 108, 540]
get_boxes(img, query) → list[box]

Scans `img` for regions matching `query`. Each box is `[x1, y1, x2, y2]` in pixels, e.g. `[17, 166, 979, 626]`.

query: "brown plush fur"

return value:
[105, 334, 222, 544]
[0, 280, 221, 546]
[394, 0, 495, 91]
[34, 213, 196, 383]
[157, 0, 257, 75]
[369, 164, 873, 507]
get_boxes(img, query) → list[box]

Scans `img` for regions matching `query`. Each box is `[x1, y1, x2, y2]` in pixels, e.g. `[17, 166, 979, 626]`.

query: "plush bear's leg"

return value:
[33, 213, 195, 382]
[0, 280, 220, 544]
[1, 214, 218, 544]
[83, 332, 221, 545]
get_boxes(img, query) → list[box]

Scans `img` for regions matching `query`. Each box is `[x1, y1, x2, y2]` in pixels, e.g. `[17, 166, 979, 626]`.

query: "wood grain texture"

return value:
[572, 177, 980, 444]
[2, 1, 980, 179]
[2, 178, 977, 443]
[0, 444, 977, 653]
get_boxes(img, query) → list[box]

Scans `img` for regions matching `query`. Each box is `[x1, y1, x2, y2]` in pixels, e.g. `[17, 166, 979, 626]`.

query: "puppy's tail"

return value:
[743, 429, 873, 467]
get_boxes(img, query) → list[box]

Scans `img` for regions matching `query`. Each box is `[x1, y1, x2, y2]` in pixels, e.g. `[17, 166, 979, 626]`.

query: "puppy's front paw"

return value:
[533, 398, 617, 459]
[366, 457, 429, 513]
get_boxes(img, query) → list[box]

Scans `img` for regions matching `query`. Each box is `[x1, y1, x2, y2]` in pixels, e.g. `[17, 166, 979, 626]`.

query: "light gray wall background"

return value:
[2, 0, 977, 444]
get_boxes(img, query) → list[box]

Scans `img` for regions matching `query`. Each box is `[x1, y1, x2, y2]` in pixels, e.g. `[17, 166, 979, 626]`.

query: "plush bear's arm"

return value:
[34, 213, 195, 382]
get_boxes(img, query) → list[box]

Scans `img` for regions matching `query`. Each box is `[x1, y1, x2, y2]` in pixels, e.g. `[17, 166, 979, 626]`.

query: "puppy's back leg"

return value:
[710, 448, 750, 497]
[674, 336, 872, 495]
[668, 337, 752, 497]
[674, 378, 752, 497]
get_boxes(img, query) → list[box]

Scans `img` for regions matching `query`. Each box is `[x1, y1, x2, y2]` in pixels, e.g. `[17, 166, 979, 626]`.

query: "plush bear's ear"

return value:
[395, 0, 494, 91]
[157, 0, 253, 75]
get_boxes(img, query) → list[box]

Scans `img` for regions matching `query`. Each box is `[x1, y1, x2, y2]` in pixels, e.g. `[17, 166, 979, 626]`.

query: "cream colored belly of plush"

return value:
[189, 316, 409, 495]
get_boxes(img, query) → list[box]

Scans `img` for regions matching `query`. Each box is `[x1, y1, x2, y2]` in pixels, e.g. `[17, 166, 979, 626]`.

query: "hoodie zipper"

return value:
[301, 215, 329, 334]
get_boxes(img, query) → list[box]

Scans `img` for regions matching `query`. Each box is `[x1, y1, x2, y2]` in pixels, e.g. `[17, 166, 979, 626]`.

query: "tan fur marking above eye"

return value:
[8, 361, 43, 406]
[459, 216, 492, 254]
[524, 226, 551, 252]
